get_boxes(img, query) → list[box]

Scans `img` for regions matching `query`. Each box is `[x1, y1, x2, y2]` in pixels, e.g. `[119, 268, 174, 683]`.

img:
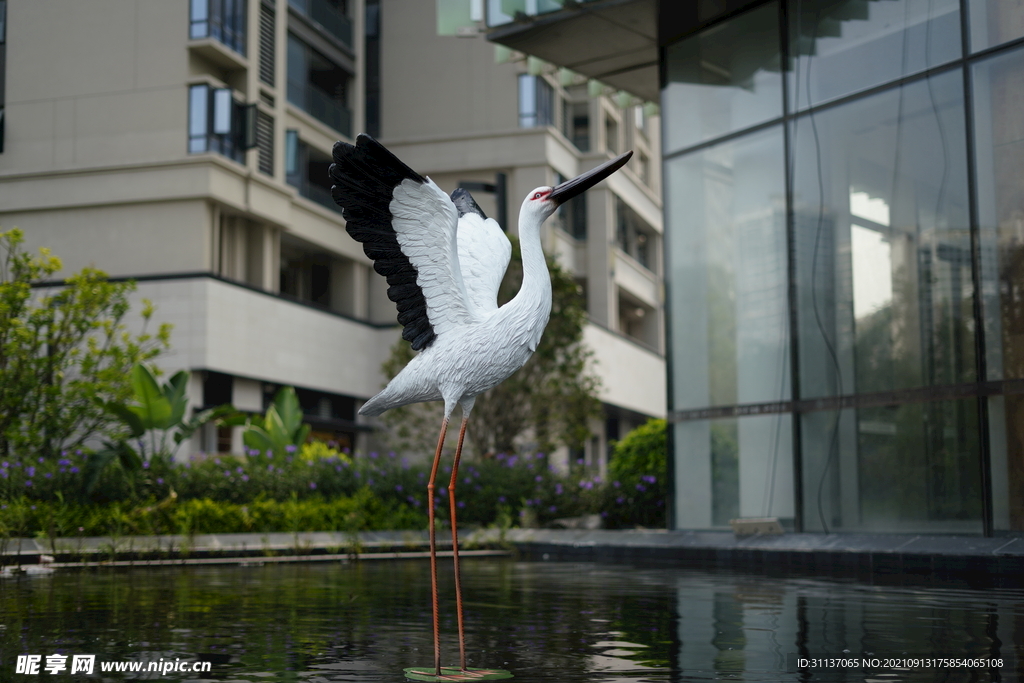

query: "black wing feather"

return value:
[330, 134, 437, 351]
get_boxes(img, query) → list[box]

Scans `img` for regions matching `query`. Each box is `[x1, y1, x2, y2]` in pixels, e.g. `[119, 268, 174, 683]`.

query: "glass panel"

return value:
[188, 84, 209, 153]
[789, 0, 961, 111]
[673, 414, 794, 529]
[662, 2, 782, 154]
[518, 74, 537, 127]
[801, 400, 982, 533]
[973, 45, 1024, 531]
[969, 0, 1024, 51]
[287, 34, 306, 109]
[792, 69, 973, 399]
[665, 126, 790, 410]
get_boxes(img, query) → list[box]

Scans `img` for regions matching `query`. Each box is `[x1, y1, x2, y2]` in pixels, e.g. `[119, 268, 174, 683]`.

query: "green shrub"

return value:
[604, 419, 667, 528]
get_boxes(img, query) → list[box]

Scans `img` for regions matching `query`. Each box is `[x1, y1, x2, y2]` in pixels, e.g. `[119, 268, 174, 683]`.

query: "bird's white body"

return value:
[330, 135, 631, 678]
[360, 178, 553, 417]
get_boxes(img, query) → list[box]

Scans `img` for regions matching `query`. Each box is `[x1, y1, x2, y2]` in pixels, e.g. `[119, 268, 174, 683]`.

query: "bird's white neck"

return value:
[505, 214, 552, 350]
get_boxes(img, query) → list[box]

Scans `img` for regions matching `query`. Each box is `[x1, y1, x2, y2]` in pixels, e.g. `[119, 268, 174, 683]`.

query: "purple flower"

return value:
[536, 453, 545, 459]
[242, 475, 249, 482]
[636, 484, 646, 492]
[336, 466, 342, 472]
[457, 501, 465, 508]
[236, 466, 244, 474]
[267, 464, 274, 472]
[535, 475, 543, 482]
[498, 496, 506, 503]
[395, 484, 403, 492]
[224, 470, 231, 477]
[157, 477, 164, 485]
[370, 451, 378, 459]
[555, 484, 563, 495]
[38, 457, 44, 463]
[25, 480, 32, 487]
[70, 467, 79, 474]
[75, 449, 83, 456]
[0, 470, 6, 479]
[286, 444, 297, 453]
[309, 482, 317, 489]
[438, 487, 447, 496]
[58, 459, 70, 466]
[26, 466, 35, 477]
[613, 481, 621, 488]
[44, 472, 53, 479]
[143, 461, 150, 469]
[59, 468, 66, 473]
[549, 506, 557, 513]
[616, 496, 625, 504]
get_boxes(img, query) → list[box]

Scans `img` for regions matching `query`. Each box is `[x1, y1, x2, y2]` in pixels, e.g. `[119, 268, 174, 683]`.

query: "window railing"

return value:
[288, 79, 352, 136]
[289, 0, 353, 48]
[190, 0, 246, 56]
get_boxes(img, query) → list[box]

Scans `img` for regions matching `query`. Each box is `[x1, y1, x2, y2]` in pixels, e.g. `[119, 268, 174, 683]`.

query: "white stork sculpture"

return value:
[331, 134, 631, 680]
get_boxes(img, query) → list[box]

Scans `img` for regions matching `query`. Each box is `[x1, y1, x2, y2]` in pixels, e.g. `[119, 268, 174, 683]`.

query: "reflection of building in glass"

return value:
[486, 0, 1024, 535]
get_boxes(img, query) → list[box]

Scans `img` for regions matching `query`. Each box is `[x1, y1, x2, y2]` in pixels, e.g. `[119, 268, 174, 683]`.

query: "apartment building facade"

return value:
[379, 0, 666, 469]
[0, 0, 664, 468]
[0, 0, 394, 454]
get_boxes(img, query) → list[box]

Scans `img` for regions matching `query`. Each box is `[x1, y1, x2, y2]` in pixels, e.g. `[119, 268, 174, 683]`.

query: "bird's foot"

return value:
[403, 666, 512, 681]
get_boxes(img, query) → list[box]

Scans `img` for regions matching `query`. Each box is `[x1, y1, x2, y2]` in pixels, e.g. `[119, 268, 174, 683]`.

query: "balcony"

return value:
[190, 0, 246, 56]
[288, 80, 352, 137]
[289, 0, 353, 49]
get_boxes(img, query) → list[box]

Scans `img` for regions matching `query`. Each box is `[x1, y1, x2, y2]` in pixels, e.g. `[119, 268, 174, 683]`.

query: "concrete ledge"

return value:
[501, 529, 1024, 586]
[4, 528, 1024, 585]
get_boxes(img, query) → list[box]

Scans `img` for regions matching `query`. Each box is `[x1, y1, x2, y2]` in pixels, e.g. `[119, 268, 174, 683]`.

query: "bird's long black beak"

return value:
[549, 150, 633, 206]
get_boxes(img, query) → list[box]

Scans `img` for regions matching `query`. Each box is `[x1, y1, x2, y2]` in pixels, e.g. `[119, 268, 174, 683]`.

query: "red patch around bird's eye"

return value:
[533, 192, 543, 199]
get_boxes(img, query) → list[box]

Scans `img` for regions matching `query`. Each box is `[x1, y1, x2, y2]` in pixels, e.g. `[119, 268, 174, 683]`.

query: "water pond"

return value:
[1, 558, 1021, 681]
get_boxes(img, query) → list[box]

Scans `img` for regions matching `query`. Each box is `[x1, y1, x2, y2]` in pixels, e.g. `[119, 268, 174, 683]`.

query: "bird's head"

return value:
[519, 150, 634, 225]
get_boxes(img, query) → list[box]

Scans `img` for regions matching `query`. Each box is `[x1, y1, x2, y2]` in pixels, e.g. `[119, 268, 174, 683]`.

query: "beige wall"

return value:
[380, 0, 520, 140]
[5, 1, 191, 174]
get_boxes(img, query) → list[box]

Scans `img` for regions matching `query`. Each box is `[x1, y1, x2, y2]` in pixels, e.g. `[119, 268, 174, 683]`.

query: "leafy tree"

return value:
[380, 235, 602, 458]
[0, 228, 170, 461]
[605, 418, 667, 528]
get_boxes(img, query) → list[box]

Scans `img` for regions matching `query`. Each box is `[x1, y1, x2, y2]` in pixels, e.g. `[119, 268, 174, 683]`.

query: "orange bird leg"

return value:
[448, 416, 470, 671]
[427, 416, 449, 677]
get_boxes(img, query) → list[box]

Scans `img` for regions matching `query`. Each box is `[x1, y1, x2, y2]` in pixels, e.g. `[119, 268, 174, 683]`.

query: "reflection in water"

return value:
[1, 559, 1020, 681]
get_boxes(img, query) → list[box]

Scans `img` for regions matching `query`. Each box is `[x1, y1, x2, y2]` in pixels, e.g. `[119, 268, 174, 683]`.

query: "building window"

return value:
[555, 173, 587, 239]
[289, 0, 353, 48]
[287, 33, 352, 136]
[604, 114, 619, 154]
[519, 74, 554, 128]
[285, 129, 342, 214]
[188, 84, 247, 163]
[190, 0, 247, 56]
[564, 98, 590, 151]
[615, 197, 653, 270]
[279, 237, 335, 308]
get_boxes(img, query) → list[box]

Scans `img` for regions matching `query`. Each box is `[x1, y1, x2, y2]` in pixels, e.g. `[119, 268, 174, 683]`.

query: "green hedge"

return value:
[0, 488, 425, 538]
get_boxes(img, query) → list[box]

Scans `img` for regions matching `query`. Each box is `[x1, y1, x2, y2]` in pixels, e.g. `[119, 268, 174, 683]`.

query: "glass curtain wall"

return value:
[664, 0, 1024, 533]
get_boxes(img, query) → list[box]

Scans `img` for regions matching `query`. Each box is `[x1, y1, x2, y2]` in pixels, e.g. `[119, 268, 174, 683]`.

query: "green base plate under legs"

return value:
[403, 666, 513, 681]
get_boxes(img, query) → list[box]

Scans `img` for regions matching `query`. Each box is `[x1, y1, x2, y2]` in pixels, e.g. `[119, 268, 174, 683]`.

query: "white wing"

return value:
[390, 178, 479, 336]
[457, 212, 512, 316]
